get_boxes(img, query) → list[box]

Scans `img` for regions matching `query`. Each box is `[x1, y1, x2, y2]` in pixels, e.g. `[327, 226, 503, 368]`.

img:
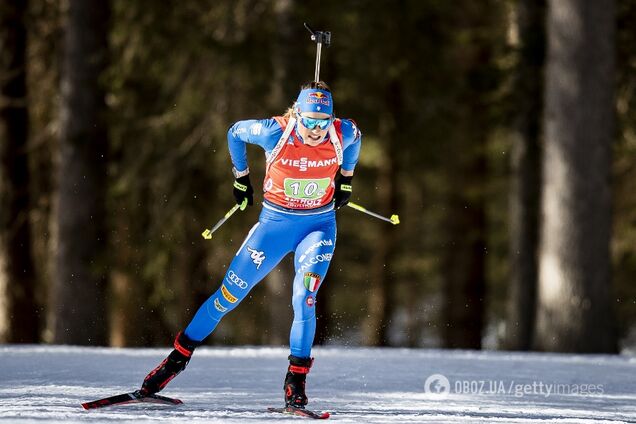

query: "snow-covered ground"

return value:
[0, 345, 634, 423]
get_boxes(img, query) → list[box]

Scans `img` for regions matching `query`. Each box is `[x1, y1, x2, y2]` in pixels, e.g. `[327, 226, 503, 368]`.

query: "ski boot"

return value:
[284, 355, 313, 407]
[140, 331, 201, 395]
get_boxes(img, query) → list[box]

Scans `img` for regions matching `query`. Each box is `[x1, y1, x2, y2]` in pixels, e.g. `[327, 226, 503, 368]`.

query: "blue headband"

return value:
[295, 88, 333, 115]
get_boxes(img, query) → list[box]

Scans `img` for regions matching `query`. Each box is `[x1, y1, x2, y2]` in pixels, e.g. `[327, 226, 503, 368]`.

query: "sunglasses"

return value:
[297, 113, 332, 130]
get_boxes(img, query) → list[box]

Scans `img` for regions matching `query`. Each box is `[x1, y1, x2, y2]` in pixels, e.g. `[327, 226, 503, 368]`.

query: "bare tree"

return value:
[49, 0, 110, 345]
[0, 0, 40, 343]
[535, 0, 617, 352]
[505, 0, 545, 351]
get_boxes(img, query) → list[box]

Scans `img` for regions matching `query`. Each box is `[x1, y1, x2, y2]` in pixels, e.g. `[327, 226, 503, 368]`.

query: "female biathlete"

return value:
[139, 81, 362, 408]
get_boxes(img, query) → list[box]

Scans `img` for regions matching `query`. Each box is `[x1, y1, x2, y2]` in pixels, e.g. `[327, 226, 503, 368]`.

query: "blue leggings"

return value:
[184, 206, 337, 358]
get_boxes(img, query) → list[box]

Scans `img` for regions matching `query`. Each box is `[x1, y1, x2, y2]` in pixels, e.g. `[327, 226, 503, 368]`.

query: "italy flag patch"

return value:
[303, 272, 321, 292]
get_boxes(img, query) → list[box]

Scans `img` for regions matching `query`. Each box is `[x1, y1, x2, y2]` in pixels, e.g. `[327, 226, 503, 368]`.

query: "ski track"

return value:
[0, 345, 634, 423]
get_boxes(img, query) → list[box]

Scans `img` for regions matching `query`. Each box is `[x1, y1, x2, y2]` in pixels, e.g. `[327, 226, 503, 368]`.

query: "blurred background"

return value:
[1, 0, 635, 353]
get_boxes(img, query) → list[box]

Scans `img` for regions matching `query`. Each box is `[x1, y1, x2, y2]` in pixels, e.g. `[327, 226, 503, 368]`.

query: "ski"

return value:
[81, 390, 183, 410]
[268, 406, 330, 419]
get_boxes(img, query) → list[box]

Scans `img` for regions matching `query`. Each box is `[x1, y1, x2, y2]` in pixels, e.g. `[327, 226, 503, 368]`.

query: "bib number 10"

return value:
[284, 178, 331, 200]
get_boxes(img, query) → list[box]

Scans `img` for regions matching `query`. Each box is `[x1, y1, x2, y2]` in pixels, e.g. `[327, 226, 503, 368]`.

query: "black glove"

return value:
[334, 174, 353, 209]
[233, 174, 254, 207]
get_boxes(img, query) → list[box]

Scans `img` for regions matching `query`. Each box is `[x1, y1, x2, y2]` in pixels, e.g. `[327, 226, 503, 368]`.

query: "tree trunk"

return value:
[0, 0, 40, 343]
[505, 0, 545, 351]
[361, 157, 397, 346]
[535, 0, 617, 353]
[50, 0, 110, 345]
[361, 80, 399, 347]
[441, 151, 487, 349]
[108, 211, 149, 347]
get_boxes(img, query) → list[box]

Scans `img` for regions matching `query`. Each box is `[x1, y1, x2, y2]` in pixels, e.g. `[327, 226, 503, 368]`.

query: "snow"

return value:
[0, 345, 635, 423]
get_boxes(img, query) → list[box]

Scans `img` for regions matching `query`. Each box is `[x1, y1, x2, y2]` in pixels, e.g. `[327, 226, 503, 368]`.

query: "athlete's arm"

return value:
[227, 119, 283, 173]
[339, 119, 362, 174]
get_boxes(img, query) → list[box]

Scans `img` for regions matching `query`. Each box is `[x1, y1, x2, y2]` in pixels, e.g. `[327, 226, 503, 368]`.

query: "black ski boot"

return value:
[284, 355, 313, 407]
[140, 331, 201, 395]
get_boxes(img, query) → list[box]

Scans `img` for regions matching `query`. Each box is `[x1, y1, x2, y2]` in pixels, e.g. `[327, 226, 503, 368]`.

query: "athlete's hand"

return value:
[233, 175, 254, 207]
[334, 174, 353, 209]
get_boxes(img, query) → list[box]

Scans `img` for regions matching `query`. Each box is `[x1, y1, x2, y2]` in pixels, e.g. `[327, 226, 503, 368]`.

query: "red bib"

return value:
[263, 117, 343, 210]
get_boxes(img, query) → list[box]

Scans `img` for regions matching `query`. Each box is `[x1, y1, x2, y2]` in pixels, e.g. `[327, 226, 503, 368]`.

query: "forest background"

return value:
[1, 0, 635, 354]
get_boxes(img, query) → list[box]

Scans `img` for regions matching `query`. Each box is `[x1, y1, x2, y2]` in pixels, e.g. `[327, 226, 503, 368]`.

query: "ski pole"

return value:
[304, 23, 331, 82]
[201, 199, 247, 240]
[346, 202, 400, 225]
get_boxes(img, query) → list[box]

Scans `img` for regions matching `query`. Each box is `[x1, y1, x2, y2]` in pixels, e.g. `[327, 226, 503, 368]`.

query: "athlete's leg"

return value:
[289, 223, 337, 358]
[141, 210, 295, 394]
[184, 216, 293, 341]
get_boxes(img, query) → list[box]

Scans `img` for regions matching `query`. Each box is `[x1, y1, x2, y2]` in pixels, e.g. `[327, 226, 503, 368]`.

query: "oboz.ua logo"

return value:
[424, 374, 451, 398]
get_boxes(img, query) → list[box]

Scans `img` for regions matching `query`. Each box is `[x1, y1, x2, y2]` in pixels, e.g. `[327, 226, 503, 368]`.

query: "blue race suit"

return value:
[183, 117, 361, 358]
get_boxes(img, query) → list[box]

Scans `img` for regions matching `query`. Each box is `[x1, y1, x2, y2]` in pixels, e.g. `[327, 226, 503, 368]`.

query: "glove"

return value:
[233, 174, 253, 208]
[334, 174, 353, 209]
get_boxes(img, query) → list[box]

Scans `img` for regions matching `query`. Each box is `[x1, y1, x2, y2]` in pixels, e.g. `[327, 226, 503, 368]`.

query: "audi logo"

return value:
[227, 270, 248, 289]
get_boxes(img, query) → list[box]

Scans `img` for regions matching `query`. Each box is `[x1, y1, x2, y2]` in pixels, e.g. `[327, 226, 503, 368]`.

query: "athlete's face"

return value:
[297, 111, 332, 146]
